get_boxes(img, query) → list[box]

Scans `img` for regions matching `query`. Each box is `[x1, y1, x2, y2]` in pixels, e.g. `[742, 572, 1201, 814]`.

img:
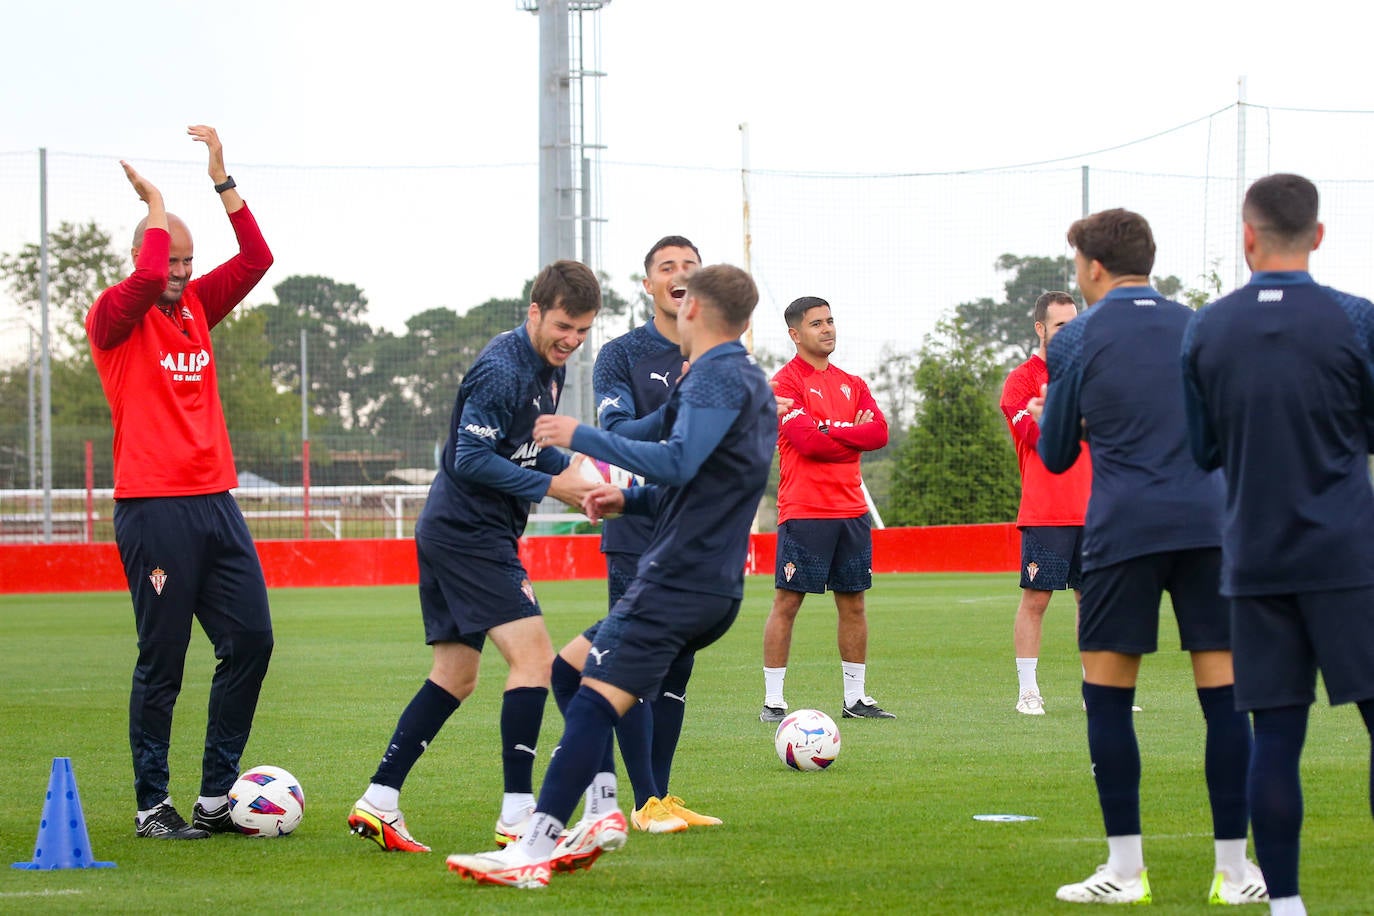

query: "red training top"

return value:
[774, 355, 888, 524]
[86, 205, 273, 499]
[1000, 353, 1091, 527]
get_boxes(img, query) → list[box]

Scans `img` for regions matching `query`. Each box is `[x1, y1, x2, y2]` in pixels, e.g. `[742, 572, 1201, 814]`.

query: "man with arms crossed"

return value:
[1183, 173, 1374, 916]
[447, 264, 776, 888]
[1035, 209, 1264, 905]
[347, 261, 602, 853]
[761, 296, 892, 723]
[87, 126, 275, 839]
[999, 291, 1091, 715]
[551, 235, 718, 835]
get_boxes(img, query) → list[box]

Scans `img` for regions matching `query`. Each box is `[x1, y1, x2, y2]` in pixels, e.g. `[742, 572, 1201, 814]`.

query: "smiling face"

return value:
[789, 304, 835, 362]
[642, 245, 701, 320]
[527, 301, 595, 367]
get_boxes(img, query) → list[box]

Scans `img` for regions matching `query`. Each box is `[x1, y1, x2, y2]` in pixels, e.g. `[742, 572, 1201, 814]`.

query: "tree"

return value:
[0, 220, 126, 355]
[886, 317, 1019, 526]
[956, 253, 1187, 365]
[257, 275, 386, 431]
[955, 254, 1078, 365]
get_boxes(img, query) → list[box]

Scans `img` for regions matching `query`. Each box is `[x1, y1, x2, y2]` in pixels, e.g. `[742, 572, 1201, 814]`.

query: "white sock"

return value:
[516, 812, 564, 861]
[587, 772, 617, 817]
[1106, 834, 1144, 877]
[1015, 657, 1039, 695]
[364, 783, 399, 811]
[196, 794, 228, 811]
[500, 792, 535, 824]
[841, 661, 866, 704]
[137, 796, 171, 823]
[1214, 837, 1247, 880]
[764, 666, 787, 707]
[1269, 896, 1306, 916]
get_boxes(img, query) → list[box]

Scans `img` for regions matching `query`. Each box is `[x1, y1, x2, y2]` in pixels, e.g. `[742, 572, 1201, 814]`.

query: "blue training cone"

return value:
[12, 757, 115, 870]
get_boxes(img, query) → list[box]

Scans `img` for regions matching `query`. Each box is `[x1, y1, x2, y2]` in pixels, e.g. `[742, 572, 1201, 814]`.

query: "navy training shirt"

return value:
[592, 319, 683, 555]
[1181, 270, 1374, 596]
[1038, 285, 1224, 571]
[418, 322, 571, 555]
[571, 340, 775, 599]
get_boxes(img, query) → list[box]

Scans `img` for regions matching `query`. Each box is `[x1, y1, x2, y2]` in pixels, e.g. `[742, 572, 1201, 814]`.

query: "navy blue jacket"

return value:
[1039, 286, 1224, 572]
[1182, 271, 1374, 596]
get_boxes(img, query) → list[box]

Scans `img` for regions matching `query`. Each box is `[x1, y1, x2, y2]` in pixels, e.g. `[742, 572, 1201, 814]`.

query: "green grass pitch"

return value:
[1, 574, 1369, 913]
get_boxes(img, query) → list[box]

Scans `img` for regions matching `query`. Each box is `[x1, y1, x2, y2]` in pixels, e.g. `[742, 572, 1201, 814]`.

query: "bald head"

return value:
[133, 213, 191, 252]
[132, 213, 195, 307]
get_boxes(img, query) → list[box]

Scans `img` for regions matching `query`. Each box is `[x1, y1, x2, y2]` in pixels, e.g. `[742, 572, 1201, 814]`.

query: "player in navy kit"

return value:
[447, 263, 775, 888]
[549, 236, 719, 836]
[347, 261, 602, 854]
[1182, 174, 1374, 916]
[1034, 208, 1264, 905]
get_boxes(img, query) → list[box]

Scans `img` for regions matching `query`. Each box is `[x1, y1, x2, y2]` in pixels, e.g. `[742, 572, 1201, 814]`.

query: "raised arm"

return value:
[85, 162, 169, 350]
[187, 125, 274, 328]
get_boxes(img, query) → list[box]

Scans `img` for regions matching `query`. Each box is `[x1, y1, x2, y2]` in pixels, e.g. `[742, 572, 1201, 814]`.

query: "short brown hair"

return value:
[784, 296, 829, 329]
[688, 264, 758, 330]
[1033, 291, 1076, 325]
[1244, 173, 1319, 250]
[530, 260, 601, 317]
[1066, 208, 1156, 277]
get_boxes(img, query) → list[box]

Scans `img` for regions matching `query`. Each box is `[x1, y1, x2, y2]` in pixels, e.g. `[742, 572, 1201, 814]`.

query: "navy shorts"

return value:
[1231, 587, 1374, 710]
[775, 516, 872, 594]
[1019, 526, 1083, 591]
[113, 492, 272, 644]
[416, 534, 540, 651]
[582, 578, 739, 699]
[583, 553, 639, 642]
[1078, 548, 1229, 654]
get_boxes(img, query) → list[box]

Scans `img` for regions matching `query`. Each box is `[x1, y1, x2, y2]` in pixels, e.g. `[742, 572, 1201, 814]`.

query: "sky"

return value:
[4, 0, 1374, 373]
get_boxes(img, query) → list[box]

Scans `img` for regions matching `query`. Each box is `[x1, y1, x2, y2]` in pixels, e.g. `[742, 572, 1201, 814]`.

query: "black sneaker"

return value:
[842, 697, 896, 719]
[759, 704, 787, 723]
[192, 801, 239, 834]
[136, 802, 211, 839]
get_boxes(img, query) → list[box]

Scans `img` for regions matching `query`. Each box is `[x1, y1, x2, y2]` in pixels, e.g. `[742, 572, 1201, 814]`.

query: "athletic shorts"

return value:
[582, 578, 739, 699]
[1231, 587, 1374, 710]
[775, 516, 872, 594]
[113, 492, 272, 643]
[416, 534, 540, 650]
[1078, 548, 1229, 655]
[1019, 526, 1083, 591]
[581, 553, 639, 642]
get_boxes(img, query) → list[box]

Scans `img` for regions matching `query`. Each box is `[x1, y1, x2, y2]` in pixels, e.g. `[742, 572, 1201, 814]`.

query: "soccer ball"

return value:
[574, 453, 640, 487]
[229, 765, 305, 836]
[774, 709, 841, 771]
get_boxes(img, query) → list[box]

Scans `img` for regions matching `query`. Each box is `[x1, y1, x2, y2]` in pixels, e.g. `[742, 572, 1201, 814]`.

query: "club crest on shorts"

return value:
[149, 567, 168, 595]
[520, 579, 537, 606]
[1025, 561, 1039, 582]
[783, 561, 797, 583]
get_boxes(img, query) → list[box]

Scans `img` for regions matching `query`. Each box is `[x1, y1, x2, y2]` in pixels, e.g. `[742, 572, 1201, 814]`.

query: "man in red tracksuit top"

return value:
[760, 296, 894, 722]
[86, 126, 275, 840]
[1000, 291, 1092, 716]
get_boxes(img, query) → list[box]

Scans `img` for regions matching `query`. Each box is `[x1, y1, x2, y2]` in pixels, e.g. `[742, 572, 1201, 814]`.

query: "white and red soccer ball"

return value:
[229, 765, 304, 836]
[774, 709, 841, 771]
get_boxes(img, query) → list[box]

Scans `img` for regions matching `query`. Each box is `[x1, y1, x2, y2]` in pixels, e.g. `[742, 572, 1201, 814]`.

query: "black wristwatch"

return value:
[214, 176, 236, 194]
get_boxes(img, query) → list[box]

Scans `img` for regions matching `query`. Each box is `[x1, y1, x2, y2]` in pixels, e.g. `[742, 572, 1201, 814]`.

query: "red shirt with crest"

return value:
[86, 206, 272, 498]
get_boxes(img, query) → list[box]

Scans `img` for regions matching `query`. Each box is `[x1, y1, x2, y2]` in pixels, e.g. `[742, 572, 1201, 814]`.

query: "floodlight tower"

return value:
[518, 0, 609, 424]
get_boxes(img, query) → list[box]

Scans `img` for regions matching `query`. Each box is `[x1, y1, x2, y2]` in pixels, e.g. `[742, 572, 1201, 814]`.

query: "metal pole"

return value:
[1081, 164, 1090, 217]
[300, 328, 311, 540]
[39, 147, 53, 542]
[27, 327, 36, 489]
[739, 122, 753, 353]
[1235, 75, 1247, 289]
